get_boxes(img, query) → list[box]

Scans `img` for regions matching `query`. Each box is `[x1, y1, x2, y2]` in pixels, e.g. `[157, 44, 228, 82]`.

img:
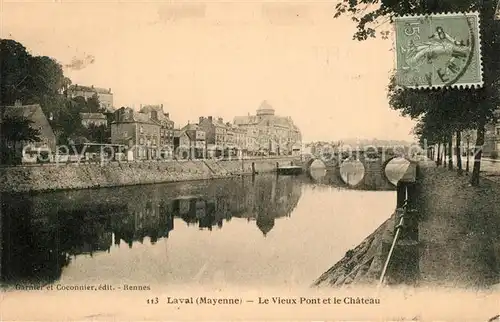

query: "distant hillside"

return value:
[336, 138, 417, 147]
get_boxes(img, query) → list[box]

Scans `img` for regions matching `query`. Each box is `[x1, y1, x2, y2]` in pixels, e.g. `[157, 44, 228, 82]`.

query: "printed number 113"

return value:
[147, 297, 159, 304]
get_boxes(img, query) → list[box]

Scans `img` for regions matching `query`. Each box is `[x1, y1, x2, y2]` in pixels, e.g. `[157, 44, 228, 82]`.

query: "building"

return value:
[68, 84, 114, 111]
[199, 116, 229, 158]
[140, 104, 175, 157]
[233, 125, 247, 157]
[483, 111, 500, 157]
[225, 122, 236, 157]
[110, 107, 161, 160]
[174, 123, 206, 159]
[1, 102, 57, 163]
[233, 101, 302, 156]
[80, 113, 107, 128]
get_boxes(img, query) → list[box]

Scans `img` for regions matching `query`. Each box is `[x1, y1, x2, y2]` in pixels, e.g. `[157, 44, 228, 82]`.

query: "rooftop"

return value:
[69, 84, 112, 94]
[2, 104, 41, 120]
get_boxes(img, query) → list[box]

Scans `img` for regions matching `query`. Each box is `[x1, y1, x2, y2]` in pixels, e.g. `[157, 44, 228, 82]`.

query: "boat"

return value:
[277, 165, 303, 175]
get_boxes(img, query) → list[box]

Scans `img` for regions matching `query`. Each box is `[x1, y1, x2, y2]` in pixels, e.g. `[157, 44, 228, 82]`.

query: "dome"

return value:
[256, 215, 275, 237]
[256, 100, 275, 116]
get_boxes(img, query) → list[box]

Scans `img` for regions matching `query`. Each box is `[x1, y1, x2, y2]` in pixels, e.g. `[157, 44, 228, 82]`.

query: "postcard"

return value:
[1, 1, 499, 321]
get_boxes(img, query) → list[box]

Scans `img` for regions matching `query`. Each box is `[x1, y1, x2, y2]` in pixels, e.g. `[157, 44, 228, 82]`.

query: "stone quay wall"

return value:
[0, 157, 299, 193]
[313, 161, 425, 288]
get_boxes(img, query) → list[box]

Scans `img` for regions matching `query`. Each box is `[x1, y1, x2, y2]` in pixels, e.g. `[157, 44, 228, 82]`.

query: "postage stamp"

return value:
[394, 12, 483, 89]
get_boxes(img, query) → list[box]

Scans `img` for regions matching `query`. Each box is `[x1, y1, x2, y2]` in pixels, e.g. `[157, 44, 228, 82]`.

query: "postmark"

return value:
[394, 12, 483, 89]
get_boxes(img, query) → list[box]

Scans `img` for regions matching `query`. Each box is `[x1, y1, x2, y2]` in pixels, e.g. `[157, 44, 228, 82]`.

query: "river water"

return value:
[0, 163, 408, 290]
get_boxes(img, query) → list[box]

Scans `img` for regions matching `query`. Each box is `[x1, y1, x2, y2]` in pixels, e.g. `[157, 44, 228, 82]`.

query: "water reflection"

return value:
[0, 175, 302, 286]
[339, 159, 365, 186]
[385, 157, 411, 185]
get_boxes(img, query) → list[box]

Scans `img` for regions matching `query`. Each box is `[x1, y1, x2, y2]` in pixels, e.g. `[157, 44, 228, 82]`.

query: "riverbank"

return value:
[313, 160, 500, 288]
[0, 157, 299, 193]
[312, 212, 396, 287]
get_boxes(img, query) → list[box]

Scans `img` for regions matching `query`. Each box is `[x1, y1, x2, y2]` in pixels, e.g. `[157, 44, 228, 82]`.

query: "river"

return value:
[0, 164, 406, 290]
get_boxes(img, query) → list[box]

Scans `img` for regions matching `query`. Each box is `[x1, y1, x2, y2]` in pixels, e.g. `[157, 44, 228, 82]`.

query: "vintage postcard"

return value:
[1, 1, 499, 321]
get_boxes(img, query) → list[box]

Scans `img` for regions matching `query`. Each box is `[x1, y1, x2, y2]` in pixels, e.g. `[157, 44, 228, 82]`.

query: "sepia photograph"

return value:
[0, 0, 499, 321]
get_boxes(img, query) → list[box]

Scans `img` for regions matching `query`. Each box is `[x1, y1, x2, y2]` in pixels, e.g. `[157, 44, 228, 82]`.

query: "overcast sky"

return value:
[1, 0, 417, 142]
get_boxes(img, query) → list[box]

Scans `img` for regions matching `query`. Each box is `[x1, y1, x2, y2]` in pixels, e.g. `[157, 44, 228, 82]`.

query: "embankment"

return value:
[0, 157, 298, 193]
[313, 161, 427, 288]
[313, 159, 500, 288]
[312, 212, 397, 287]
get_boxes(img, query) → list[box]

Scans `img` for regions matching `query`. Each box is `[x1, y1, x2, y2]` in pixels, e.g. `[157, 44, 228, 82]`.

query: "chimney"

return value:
[91, 85, 94, 89]
[109, 88, 111, 93]
[208, 116, 213, 122]
[199, 116, 204, 123]
[140, 104, 143, 109]
[14, 100, 22, 107]
[161, 103, 163, 109]
[218, 117, 223, 122]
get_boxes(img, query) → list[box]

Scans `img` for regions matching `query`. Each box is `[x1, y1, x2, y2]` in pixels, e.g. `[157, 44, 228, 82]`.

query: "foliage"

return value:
[0, 39, 65, 106]
[334, 0, 500, 185]
[1, 116, 41, 143]
[0, 39, 111, 147]
[78, 123, 111, 144]
[54, 96, 109, 145]
[0, 115, 41, 164]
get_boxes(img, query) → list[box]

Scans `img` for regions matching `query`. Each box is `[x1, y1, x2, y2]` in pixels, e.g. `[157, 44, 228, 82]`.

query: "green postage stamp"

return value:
[394, 12, 483, 89]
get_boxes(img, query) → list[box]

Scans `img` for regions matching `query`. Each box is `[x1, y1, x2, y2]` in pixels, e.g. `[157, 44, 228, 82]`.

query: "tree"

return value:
[0, 115, 41, 164]
[80, 123, 110, 144]
[0, 39, 32, 105]
[0, 39, 65, 106]
[334, 0, 500, 186]
[86, 94, 103, 113]
[0, 39, 90, 148]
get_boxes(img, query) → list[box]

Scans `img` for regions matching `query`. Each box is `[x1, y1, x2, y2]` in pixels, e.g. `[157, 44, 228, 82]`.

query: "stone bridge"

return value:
[297, 148, 414, 190]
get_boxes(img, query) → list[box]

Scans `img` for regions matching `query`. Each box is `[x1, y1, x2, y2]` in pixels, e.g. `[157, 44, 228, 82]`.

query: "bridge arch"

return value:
[381, 155, 413, 186]
[338, 157, 366, 188]
[305, 164, 349, 188]
[303, 150, 413, 190]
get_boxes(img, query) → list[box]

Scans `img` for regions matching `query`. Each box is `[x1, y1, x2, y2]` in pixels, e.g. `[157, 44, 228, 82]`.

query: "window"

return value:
[140, 126, 144, 134]
[151, 111, 158, 120]
[139, 137, 144, 145]
[123, 131, 128, 138]
[497, 128, 500, 135]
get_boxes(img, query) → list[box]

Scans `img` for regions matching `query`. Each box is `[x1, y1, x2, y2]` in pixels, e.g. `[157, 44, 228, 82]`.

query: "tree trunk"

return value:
[456, 130, 463, 174]
[471, 125, 485, 186]
[447, 134, 453, 170]
[466, 139, 470, 173]
[443, 143, 448, 167]
[0, 105, 4, 165]
[437, 142, 442, 165]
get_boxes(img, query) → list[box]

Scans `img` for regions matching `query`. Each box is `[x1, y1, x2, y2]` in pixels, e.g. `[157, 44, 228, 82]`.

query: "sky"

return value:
[1, 0, 417, 142]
